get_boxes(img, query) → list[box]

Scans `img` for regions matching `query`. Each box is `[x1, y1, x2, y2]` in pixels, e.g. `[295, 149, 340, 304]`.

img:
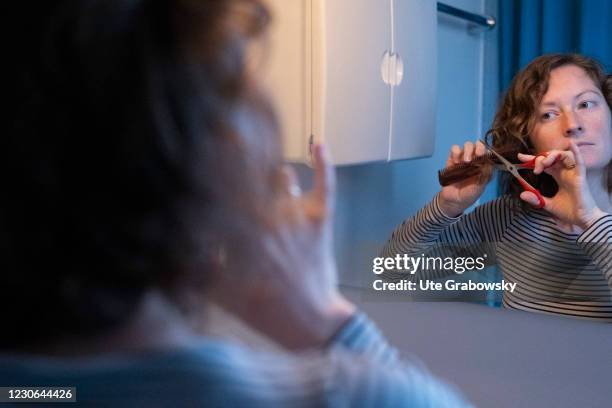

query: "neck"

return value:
[587, 167, 612, 213]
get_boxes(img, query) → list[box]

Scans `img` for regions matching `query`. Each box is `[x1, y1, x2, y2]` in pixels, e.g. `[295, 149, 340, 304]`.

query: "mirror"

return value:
[264, 2, 612, 323]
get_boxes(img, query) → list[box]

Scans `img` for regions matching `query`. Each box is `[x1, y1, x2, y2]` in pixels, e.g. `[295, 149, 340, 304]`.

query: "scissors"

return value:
[481, 139, 548, 209]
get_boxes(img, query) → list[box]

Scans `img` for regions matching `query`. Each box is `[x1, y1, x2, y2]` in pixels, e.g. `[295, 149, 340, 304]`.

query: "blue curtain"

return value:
[499, 0, 612, 89]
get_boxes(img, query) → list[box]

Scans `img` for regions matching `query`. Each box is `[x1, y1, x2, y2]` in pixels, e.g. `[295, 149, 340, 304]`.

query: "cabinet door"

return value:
[389, 0, 437, 161]
[263, 0, 436, 166]
[260, 0, 310, 163]
[315, 0, 392, 165]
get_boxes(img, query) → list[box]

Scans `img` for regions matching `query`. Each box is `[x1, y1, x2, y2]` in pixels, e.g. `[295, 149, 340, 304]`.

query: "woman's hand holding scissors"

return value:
[517, 141, 606, 230]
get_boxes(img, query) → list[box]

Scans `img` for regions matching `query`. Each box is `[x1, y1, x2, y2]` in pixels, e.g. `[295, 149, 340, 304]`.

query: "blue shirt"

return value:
[0, 313, 472, 407]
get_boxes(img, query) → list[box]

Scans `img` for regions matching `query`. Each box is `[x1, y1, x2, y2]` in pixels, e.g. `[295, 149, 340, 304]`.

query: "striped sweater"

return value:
[381, 194, 612, 321]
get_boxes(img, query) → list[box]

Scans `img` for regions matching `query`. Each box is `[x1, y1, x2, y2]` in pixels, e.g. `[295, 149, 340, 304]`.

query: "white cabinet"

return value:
[261, 0, 437, 166]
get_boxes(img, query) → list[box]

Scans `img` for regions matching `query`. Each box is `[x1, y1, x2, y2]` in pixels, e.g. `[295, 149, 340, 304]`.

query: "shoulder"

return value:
[470, 194, 525, 221]
[476, 194, 518, 211]
[185, 339, 472, 407]
[328, 351, 473, 407]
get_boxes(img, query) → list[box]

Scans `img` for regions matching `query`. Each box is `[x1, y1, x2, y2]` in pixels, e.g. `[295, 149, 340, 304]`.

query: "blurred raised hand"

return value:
[208, 144, 355, 350]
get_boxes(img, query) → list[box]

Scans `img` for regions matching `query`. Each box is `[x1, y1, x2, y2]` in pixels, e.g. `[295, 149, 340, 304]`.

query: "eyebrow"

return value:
[540, 89, 603, 107]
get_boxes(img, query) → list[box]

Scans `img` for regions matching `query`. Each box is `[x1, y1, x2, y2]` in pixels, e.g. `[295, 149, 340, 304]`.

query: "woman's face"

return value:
[530, 64, 612, 170]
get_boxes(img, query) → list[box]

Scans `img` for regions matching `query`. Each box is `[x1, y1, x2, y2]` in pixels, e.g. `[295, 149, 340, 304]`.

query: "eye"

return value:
[540, 111, 557, 121]
[578, 100, 596, 109]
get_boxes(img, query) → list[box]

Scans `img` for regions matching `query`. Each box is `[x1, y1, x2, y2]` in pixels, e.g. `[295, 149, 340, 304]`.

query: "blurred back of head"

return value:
[3, 0, 280, 349]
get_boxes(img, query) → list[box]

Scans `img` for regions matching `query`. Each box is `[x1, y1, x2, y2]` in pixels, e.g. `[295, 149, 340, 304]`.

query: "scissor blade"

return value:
[481, 139, 513, 168]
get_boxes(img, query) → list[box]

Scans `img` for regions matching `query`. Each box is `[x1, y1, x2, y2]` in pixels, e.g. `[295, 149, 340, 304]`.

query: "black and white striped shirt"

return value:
[382, 194, 612, 321]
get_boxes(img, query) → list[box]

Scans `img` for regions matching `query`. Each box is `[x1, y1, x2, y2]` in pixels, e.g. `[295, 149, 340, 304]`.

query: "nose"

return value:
[563, 111, 584, 137]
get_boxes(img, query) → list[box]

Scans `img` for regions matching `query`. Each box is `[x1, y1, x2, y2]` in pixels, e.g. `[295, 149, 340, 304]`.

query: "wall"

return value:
[314, 0, 501, 289]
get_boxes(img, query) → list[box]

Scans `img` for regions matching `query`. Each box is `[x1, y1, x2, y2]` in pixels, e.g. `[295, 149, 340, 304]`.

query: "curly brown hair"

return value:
[485, 54, 612, 203]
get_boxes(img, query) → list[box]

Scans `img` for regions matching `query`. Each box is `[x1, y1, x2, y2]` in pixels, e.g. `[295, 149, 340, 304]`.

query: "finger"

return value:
[538, 151, 566, 176]
[284, 165, 302, 198]
[278, 165, 295, 194]
[277, 165, 300, 197]
[463, 141, 474, 162]
[519, 191, 547, 208]
[540, 151, 560, 168]
[450, 145, 462, 165]
[534, 155, 547, 175]
[543, 150, 576, 173]
[275, 166, 302, 221]
[312, 143, 336, 212]
[475, 140, 486, 157]
[567, 141, 582, 172]
[517, 152, 535, 162]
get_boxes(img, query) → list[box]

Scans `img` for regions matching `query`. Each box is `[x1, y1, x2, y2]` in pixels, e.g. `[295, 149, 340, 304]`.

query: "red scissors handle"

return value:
[482, 139, 549, 209]
[515, 152, 550, 169]
[517, 178, 546, 208]
[516, 152, 556, 209]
